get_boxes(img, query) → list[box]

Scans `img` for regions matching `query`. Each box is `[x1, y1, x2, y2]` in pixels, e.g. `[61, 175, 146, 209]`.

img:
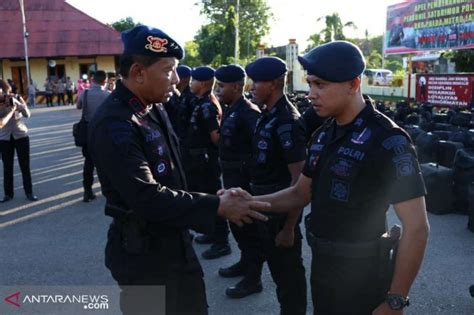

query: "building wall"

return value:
[0, 55, 117, 92]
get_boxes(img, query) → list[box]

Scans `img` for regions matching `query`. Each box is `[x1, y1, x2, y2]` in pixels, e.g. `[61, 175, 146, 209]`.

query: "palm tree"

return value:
[317, 13, 356, 43]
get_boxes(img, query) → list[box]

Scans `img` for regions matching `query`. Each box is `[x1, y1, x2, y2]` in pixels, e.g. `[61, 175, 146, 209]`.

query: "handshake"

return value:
[217, 188, 270, 227]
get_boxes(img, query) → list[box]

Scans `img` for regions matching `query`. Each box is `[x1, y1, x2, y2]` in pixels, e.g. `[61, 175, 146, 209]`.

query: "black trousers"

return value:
[45, 93, 53, 106]
[0, 136, 33, 197]
[106, 224, 208, 315]
[66, 90, 73, 104]
[222, 168, 265, 265]
[259, 216, 307, 315]
[57, 92, 65, 105]
[310, 251, 384, 315]
[82, 146, 95, 193]
[186, 162, 228, 244]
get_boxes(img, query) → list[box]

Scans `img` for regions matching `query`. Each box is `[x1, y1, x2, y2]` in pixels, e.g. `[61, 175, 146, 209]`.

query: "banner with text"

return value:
[416, 73, 474, 107]
[385, 0, 474, 54]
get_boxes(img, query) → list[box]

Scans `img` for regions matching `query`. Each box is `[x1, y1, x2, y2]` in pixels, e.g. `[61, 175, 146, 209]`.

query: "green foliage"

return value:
[313, 13, 356, 44]
[366, 50, 382, 69]
[445, 49, 474, 72]
[181, 41, 202, 67]
[109, 17, 141, 32]
[195, 0, 271, 65]
[384, 58, 403, 73]
[391, 69, 406, 87]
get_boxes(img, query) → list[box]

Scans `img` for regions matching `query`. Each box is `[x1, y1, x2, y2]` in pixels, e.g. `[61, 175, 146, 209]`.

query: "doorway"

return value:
[11, 66, 27, 95]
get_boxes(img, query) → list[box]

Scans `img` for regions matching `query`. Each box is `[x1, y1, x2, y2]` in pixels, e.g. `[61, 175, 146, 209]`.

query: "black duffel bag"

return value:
[416, 132, 440, 163]
[421, 163, 454, 214]
[436, 140, 464, 168]
[468, 182, 474, 232]
[73, 119, 88, 147]
[72, 90, 89, 147]
[453, 149, 474, 214]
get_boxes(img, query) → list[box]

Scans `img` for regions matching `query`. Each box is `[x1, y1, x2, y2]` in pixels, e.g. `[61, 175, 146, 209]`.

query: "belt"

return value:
[308, 232, 380, 258]
[220, 160, 242, 169]
[187, 148, 207, 155]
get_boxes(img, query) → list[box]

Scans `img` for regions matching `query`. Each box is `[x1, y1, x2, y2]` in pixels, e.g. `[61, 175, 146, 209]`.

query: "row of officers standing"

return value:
[88, 25, 429, 315]
[165, 59, 309, 310]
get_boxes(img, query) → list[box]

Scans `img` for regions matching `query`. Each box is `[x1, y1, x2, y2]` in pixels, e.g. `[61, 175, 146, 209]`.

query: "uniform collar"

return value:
[263, 94, 288, 116]
[115, 80, 153, 117]
[197, 89, 211, 101]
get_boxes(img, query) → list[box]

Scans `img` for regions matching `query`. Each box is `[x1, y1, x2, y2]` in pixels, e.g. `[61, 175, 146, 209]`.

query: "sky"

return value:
[66, 0, 402, 47]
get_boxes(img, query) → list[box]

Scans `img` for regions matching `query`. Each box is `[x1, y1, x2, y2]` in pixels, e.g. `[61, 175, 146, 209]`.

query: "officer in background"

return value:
[88, 25, 269, 315]
[182, 66, 231, 259]
[245, 57, 307, 314]
[214, 64, 265, 298]
[239, 41, 430, 314]
[301, 105, 326, 142]
[174, 65, 195, 140]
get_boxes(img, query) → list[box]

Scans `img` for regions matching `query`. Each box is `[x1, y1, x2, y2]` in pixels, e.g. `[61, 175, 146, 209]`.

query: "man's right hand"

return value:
[217, 189, 270, 227]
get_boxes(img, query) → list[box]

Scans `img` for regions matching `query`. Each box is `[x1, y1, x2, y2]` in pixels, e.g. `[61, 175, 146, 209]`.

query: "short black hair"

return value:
[93, 70, 107, 83]
[119, 54, 161, 78]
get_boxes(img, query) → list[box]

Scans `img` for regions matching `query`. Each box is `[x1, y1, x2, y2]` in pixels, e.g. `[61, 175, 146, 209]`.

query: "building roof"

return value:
[0, 0, 123, 59]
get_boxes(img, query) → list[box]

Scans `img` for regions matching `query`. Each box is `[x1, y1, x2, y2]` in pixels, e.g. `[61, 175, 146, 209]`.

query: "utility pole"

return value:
[19, 0, 31, 87]
[234, 0, 240, 63]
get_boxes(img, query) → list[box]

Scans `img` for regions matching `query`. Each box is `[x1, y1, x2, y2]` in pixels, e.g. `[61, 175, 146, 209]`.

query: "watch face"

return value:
[386, 294, 408, 311]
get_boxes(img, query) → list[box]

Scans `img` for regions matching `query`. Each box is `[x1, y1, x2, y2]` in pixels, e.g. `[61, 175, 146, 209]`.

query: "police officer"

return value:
[237, 41, 430, 314]
[181, 66, 231, 259]
[173, 65, 195, 140]
[245, 56, 308, 314]
[213, 64, 265, 298]
[88, 25, 269, 315]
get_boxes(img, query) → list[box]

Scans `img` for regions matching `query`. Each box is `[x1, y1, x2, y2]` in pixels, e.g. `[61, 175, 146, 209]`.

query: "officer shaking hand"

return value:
[88, 25, 268, 315]
[225, 41, 429, 315]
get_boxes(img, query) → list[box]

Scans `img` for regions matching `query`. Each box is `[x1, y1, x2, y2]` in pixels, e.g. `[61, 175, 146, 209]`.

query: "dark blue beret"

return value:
[298, 41, 366, 82]
[177, 65, 192, 78]
[245, 57, 287, 82]
[215, 64, 246, 83]
[121, 25, 184, 60]
[191, 66, 215, 81]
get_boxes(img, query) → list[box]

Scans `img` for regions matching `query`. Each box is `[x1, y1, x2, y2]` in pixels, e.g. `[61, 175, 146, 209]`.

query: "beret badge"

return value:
[145, 36, 168, 53]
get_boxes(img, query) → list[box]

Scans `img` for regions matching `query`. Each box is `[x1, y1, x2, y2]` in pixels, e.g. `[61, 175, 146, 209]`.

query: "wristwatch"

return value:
[386, 293, 410, 310]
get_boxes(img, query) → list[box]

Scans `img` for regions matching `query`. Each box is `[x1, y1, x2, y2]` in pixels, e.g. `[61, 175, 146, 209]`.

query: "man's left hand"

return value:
[275, 229, 294, 248]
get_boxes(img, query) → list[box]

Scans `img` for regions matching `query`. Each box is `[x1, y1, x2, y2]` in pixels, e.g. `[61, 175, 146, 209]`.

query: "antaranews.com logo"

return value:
[4, 291, 109, 311]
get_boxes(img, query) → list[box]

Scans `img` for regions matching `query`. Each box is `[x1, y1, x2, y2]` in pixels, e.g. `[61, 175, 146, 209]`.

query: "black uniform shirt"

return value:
[251, 95, 306, 186]
[88, 80, 219, 234]
[219, 96, 260, 161]
[183, 90, 221, 150]
[175, 86, 195, 140]
[302, 100, 426, 242]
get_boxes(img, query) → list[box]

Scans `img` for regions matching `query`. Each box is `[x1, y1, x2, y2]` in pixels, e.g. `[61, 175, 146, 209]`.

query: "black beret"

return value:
[121, 25, 184, 60]
[177, 65, 192, 78]
[191, 66, 215, 81]
[215, 64, 246, 83]
[245, 57, 287, 82]
[298, 41, 365, 82]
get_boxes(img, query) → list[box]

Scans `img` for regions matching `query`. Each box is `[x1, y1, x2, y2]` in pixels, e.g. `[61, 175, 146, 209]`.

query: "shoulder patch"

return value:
[107, 121, 132, 145]
[277, 123, 293, 135]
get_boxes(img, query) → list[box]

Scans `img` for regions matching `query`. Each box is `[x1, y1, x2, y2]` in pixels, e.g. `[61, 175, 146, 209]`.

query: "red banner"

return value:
[385, 0, 474, 54]
[416, 73, 474, 107]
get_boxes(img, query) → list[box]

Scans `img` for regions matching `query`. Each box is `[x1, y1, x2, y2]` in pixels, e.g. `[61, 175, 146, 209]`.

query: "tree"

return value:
[195, 0, 271, 64]
[317, 13, 356, 43]
[109, 17, 141, 32]
[445, 49, 474, 72]
[366, 50, 382, 69]
[181, 41, 202, 67]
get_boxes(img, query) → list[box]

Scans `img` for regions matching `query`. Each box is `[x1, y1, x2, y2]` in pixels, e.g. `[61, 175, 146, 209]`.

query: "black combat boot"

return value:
[83, 190, 97, 202]
[194, 234, 215, 244]
[219, 260, 246, 278]
[225, 266, 263, 299]
[201, 243, 231, 259]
